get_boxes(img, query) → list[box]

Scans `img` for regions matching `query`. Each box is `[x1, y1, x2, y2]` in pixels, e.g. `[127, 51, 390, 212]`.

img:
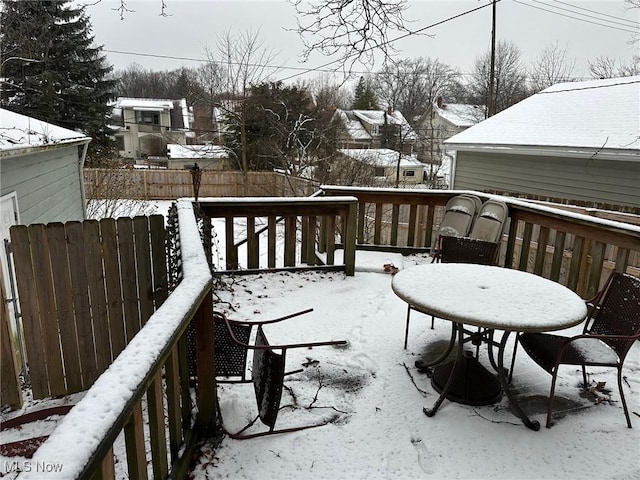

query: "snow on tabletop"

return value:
[20, 200, 212, 480]
[392, 263, 588, 331]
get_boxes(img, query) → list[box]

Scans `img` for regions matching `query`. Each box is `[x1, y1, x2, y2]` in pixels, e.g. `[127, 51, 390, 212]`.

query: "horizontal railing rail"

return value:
[196, 196, 358, 276]
[21, 200, 215, 480]
[319, 186, 640, 299]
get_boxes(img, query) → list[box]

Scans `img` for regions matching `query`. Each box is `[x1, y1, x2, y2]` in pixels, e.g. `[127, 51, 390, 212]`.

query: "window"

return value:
[403, 170, 415, 177]
[135, 111, 160, 125]
[374, 167, 386, 177]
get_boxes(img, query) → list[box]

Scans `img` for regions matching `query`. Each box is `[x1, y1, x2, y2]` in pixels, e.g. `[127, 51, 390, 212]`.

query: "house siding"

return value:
[454, 151, 640, 209]
[0, 146, 85, 225]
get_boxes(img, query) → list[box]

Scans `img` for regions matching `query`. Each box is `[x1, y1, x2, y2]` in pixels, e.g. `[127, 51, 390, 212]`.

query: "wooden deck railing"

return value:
[196, 196, 358, 276]
[20, 200, 215, 480]
[319, 186, 640, 299]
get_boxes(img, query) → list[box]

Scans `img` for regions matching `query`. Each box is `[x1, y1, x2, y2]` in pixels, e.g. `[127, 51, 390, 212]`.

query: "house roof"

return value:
[167, 144, 230, 159]
[114, 98, 175, 110]
[433, 103, 484, 128]
[444, 76, 640, 160]
[338, 148, 425, 168]
[334, 109, 418, 141]
[0, 108, 90, 152]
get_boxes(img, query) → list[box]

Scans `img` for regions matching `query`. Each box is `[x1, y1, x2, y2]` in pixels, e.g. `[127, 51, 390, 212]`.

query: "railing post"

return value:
[194, 285, 217, 434]
[344, 202, 357, 276]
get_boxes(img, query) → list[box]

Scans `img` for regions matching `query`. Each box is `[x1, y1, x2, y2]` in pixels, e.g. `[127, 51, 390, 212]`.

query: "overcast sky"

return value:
[81, 0, 639, 83]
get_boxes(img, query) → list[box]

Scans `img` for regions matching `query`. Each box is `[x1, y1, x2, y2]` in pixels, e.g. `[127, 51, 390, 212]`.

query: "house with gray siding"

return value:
[443, 76, 640, 211]
[0, 108, 91, 225]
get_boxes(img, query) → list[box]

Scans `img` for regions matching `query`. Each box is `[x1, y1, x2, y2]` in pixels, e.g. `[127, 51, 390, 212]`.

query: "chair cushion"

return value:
[519, 333, 619, 373]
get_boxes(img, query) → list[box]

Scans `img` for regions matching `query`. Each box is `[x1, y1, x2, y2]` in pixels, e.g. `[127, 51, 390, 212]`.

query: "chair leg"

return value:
[404, 305, 411, 349]
[546, 367, 560, 428]
[581, 365, 588, 391]
[617, 367, 632, 428]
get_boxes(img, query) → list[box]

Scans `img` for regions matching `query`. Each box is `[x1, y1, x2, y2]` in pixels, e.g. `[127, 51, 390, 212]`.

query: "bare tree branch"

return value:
[287, 0, 413, 71]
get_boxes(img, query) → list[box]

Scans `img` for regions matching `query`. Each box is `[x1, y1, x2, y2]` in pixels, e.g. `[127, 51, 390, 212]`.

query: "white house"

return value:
[110, 97, 195, 159]
[332, 108, 418, 154]
[337, 148, 427, 186]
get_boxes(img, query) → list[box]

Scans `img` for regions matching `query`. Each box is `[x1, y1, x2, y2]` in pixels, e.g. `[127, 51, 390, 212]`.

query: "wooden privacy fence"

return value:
[83, 168, 318, 200]
[8, 215, 167, 400]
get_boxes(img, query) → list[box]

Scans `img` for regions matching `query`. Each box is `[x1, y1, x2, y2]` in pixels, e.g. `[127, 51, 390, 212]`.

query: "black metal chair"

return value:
[214, 309, 348, 439]
[518, 272, 640, 428]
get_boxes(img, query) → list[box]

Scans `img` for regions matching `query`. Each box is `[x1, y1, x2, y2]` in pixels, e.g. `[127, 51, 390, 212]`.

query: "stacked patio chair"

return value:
[468, 198, 509, 244]
[213, 309, 348, 439]
[430, 194, 482, 263]
[518, 271, 640, 428]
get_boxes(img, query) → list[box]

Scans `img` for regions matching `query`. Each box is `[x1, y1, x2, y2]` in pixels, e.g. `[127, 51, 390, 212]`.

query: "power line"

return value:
[276, 1, 500, 83]
[534, 0, 640, 29]
[551, 0, 640, 27]
[512, 0, 639, 34]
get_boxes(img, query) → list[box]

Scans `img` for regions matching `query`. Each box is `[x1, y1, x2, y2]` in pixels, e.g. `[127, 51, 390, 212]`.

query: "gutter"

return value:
[442, 143, 640, 162]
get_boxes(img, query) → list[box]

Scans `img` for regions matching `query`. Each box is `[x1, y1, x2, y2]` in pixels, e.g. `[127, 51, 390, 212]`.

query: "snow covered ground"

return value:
[189, 256, 640, 480]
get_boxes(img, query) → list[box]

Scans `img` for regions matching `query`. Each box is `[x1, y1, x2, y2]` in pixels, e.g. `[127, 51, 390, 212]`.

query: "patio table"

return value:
[392, 263, 588, 430]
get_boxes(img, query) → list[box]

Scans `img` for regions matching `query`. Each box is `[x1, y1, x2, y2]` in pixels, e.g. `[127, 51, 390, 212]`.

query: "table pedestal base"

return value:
[431, 354, 502, 406]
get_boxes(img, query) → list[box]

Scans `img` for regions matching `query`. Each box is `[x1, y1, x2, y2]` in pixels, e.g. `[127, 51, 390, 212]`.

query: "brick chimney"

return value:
[436, 96, 444, 108]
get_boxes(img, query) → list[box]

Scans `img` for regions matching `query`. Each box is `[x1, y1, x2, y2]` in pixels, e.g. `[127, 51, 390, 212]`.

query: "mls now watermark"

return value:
[3, 460, 64, 473]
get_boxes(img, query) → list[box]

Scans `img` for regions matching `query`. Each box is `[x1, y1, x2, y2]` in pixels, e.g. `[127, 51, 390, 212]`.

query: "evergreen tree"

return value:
[351, 76, 379, 110]
[0, 0, 116, 157]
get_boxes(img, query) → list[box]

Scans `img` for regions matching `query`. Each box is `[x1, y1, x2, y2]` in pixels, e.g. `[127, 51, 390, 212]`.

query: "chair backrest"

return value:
[252, 327, 285, 428]
[435, 194, 482, 246]
[469, 199, 509, 243]
[588, 272, 640, 359]
[213, 316, 252, 380]
[439, 236, 500, 265]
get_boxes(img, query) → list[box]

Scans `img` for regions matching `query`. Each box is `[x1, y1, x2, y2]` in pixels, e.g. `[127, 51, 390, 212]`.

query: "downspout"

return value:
[448, 150, 457, 189]
[78, 140, 91, 220]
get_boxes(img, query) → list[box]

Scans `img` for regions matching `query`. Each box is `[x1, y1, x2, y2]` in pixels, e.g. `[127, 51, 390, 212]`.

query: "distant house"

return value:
[444, 76, 640, 211]
[0, 108, 91, 300]
[415, 97, 484, 166]
[110, 98, 195, 159]
[332, 108, 418, 154]
[166, 143, 234, 170]
[337, 148, 426, 186]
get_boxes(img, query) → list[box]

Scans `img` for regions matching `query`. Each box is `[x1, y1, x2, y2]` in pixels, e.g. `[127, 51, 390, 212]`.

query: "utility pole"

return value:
[488, 0, 497, 117]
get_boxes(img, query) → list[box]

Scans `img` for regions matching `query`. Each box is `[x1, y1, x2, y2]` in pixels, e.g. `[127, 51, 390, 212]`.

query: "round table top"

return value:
[392, 263, 588, 332]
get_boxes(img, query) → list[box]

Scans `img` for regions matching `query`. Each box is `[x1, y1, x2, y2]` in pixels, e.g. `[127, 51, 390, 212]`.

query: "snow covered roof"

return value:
[339, 148, 425, 168]
[334, 109, 418, 141]
[444, 76, 640, 160]
[167, 143, 230, 159]
[433, 103, 484, 128]
[0, 108, 90, 152]
[114, 97, 175, 110]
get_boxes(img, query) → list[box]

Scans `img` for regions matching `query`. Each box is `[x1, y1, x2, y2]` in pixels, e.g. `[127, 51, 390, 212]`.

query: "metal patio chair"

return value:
[214, 309, 348, 439]
[430, 194, 483, 263]
[469, 198, 509, 243]
[518, 272, 640, 428]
